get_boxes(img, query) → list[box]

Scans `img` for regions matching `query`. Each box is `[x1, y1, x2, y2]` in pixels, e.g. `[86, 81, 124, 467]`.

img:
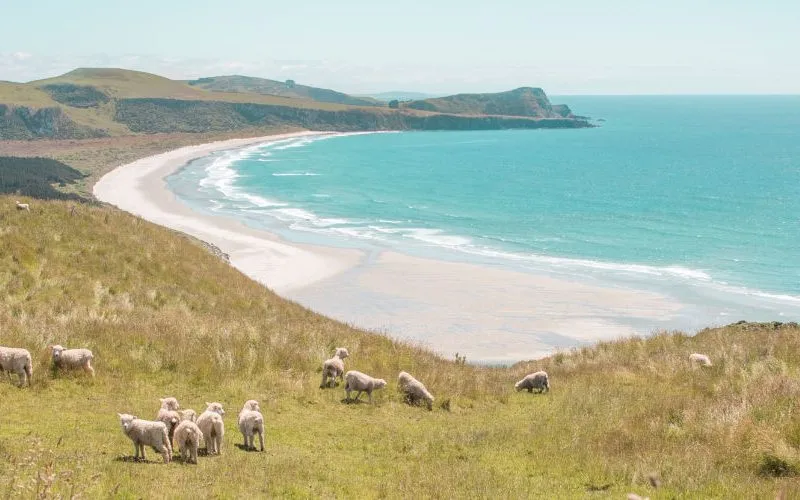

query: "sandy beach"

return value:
[95, 132, 684, 363]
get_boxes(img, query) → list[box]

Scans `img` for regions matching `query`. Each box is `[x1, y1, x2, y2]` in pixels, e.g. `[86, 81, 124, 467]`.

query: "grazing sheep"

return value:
[173, 419, 202, 464]
[15, 201, 30, 211]
[159, 397, 180, 411]
[117, 413, 172, 463]
[627, 494, 649, 500]
[398, 371, 435, 410]
[156, 397, 181, 445]
[238, 400, 265, 452]
[515, 371, 550, 393]
[197, 402, 225, 455]
[689, 353, 712, 367]
[0, 346, 32, 387]
[50, 345, 95, 377]
[320, 347, 350, 388]
[344, 370, 387, 404]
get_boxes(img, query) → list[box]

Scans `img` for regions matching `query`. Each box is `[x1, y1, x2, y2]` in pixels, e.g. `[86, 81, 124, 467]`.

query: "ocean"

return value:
[167, 96, 800, 353]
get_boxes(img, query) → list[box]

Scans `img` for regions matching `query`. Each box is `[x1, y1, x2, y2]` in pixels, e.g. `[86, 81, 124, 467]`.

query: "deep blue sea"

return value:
[168, 96, 800, 325]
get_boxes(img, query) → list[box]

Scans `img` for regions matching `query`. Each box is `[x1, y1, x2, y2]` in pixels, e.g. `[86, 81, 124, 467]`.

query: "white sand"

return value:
[95, 132, 685, 363]
[94, 132, 361, 293]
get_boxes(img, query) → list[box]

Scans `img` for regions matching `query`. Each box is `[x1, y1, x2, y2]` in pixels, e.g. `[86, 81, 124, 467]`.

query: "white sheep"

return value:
[344, 370, 387, 404]
[398, 371, 435, 410]
[320, 347, 350, 388]
[689, 353, 712, 367]
[515, 371, 550, 393]
[117, 413, 172, 463]
[238, 400, 265, 452]
[178, 409, 198, 422]
[156, 400, 181, 447]
[0, 346, 33, 387]
[15, 201, 30, 211]
[50, 345, 95, 377]
[197, 402, 225, 455]
[173, 419, 202, 464]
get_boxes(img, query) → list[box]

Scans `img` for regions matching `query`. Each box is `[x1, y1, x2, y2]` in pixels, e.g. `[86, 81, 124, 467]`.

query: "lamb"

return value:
[50, 345, 95, 377]
[117, 413, 172, 463]
[197, 402, 225, 455]
[689, 353, 712, 367]
[0, 346, 32, 387]
[156, 397, 181, 446]
[514, 371, 550, 393]
[173, 419, 202, 464]
[344, 370, 387, 404]
[320, 347, 350, 388]
[397, 371, 435, 410]
[238, 400, 265, 452]
[15, 201, 30, 211]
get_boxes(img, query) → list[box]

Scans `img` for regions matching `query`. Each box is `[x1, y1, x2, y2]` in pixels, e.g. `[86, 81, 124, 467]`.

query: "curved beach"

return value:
[94, 131, 683, 363]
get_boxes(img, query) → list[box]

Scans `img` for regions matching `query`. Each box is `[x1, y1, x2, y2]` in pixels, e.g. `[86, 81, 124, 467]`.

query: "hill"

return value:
[0, 194, 798, 498]
[187, 75, 382, 107]
[403, 87, 576, 118]
[0, 68, 591, 140]
[363, 91, 440, 102]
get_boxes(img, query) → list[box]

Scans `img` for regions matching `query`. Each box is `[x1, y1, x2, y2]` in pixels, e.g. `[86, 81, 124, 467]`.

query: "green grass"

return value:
[1, 196, 799, 498]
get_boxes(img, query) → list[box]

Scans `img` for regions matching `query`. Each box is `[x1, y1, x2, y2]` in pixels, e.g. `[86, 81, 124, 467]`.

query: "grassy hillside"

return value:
[187, 75, 382, 107]
[1, 195, 798, 498]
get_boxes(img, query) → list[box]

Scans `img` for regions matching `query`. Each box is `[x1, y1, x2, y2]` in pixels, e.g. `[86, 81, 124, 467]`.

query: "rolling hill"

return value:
[187, 75, 382, 107]
[403, 87, 576, 118]
[0, 68, 591, 140]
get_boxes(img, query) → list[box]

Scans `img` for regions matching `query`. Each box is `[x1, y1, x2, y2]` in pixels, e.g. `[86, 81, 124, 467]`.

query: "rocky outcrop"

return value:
[404, 87, 575, 119]
[0, 104, 108, 139]
[114, 98, 591, 134]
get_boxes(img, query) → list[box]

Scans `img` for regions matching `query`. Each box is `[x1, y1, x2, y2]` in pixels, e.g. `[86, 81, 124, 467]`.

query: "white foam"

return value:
[272, 172, 320, 177]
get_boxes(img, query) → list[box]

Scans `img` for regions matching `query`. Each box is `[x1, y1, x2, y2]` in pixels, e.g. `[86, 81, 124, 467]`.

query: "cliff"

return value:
[405, 87, 576, 119]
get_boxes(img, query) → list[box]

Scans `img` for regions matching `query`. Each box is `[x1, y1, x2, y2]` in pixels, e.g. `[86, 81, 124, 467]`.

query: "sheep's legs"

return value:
[85, 362, 95, 377]
[257, 431, 264, 452]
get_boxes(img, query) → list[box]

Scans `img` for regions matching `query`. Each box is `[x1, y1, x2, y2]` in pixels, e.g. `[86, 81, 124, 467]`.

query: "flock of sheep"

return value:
[1, 340, 714, 465]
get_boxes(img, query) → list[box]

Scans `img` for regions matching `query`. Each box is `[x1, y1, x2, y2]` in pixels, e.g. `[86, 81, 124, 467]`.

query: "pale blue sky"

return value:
[1, 0, 797, 94]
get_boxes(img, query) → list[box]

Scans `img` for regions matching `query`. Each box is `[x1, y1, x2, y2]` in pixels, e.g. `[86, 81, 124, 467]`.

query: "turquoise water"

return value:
[168, 96, 800, 324]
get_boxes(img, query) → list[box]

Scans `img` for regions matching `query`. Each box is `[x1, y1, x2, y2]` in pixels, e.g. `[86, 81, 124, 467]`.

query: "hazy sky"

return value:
[1, 0, 798, 94]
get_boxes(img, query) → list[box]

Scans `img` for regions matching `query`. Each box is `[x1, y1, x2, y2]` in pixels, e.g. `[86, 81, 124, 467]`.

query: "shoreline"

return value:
[94, 132, 686, 362]
[94, 131, 363, 293]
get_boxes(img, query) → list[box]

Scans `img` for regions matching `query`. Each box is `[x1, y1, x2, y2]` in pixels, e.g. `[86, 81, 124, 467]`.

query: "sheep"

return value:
[0, 346, 32, 387]
[117, 413, 172, 463]
[197, 402, 225, 455]
[397, 371, 435, 410]
[178, 409, 198, 422]
[344, 370, 387, 404]
[514, 371, 550, 393]
[15, 201, 30, 211]
[238, 400, 265, 452]
[155, 397, 183, 445]
[689, 353, 712, 367]
[320, 347, 350, 388]
[50, 345, 95, 377]
[173, 419, 202, 464]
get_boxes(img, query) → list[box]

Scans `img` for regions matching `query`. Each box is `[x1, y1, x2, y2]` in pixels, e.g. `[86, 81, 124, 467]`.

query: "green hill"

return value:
[0, 194, 798, 498]
[187, 75, 382, 107]
[0, 68, 591, 140]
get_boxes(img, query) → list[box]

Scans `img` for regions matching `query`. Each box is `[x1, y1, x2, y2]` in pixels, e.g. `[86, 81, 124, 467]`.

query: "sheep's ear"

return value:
[205, 402, 211, 407]
[117, 413, 123, 418]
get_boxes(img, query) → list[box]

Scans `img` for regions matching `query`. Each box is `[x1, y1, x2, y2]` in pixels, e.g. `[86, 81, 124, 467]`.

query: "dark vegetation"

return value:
[41, 84, 110, 108]
[0, 157, 87, 200]
[0, 104, 108, 140]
